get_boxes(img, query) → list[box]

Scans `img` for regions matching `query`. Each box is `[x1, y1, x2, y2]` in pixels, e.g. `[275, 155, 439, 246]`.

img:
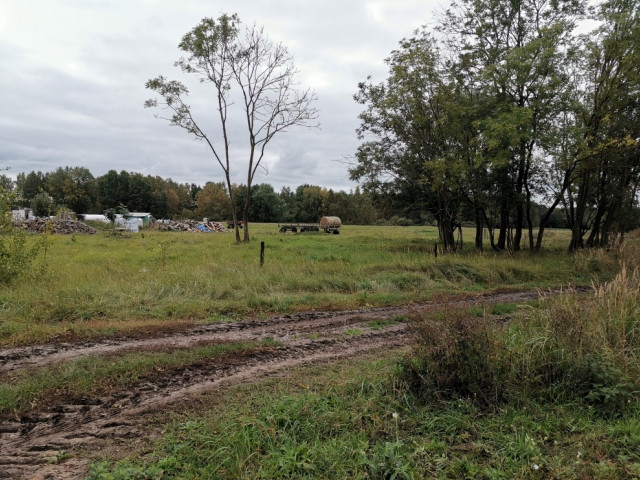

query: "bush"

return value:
[1, 189, 46, 284]
[401, 310, 507, 407]
[30, 192, 55, 217]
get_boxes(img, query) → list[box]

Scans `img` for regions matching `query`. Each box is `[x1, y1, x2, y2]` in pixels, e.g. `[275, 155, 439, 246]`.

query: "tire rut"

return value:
[0, 288, 558, 374]
[0, 288, 568, 479]
[0, 328, 407, 479]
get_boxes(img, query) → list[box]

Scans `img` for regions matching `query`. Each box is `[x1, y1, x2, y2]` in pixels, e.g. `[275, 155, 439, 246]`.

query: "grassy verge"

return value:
[87, 353, 640, 479]
[0, 225, 620, 346]
[0, 340, 278, 418]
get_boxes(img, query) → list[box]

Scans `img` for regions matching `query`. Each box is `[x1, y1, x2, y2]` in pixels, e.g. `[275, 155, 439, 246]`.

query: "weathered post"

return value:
[260, 241, 265, 267]
[433, 243, 438, 258]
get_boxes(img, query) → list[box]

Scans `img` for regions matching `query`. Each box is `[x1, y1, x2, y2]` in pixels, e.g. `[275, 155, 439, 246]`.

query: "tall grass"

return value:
[401, 259, 640, 416]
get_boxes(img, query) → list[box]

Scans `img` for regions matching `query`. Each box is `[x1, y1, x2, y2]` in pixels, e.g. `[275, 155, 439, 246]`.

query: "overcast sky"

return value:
[0, 0, 442, 192]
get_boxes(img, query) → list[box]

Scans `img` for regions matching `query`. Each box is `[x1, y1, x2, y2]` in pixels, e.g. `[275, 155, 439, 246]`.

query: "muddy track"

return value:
[0, 288, 566, 479]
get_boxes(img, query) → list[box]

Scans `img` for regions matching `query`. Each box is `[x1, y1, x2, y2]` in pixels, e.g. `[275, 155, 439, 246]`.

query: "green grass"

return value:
[1, 226, 635, 478]
[87, 353, 640, 480]
[367, 315, 406, 329]
[0, 224, 620, 346]
[344, 328, 363, 336]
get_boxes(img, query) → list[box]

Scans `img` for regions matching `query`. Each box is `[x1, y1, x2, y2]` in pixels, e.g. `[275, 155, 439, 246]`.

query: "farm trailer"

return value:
[278, 216, 342, 234]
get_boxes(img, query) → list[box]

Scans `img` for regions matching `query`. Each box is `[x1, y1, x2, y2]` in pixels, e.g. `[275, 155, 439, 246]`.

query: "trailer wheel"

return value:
[291, 227, 297, 233]
[333, 229, 340, 234]
[280, 226, 287, 233]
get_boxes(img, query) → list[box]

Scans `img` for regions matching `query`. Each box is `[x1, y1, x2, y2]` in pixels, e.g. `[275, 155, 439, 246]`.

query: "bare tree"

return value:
[145, 14, 318, 243]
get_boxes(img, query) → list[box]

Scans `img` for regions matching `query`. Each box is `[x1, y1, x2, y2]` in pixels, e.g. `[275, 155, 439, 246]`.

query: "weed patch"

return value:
[367, 315, 406, 329]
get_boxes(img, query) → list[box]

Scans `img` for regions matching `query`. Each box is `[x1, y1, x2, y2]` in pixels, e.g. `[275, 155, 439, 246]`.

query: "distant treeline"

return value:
[2, 167, 637, 230]
[1, 168, 379, 224]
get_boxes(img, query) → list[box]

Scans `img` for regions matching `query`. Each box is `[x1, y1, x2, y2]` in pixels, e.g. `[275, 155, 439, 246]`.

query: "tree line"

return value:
[0, 167, 379, 225]
[2, 164, 636, 235]
[350, 0, 640, 251]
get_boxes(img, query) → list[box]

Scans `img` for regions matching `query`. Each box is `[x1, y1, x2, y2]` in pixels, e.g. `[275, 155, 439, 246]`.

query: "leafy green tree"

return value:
[567, 0, 640, 250]
[147, 176, 171, 219]
[250, 184, 285, 222]
[324, 188, 378, 225]
[351, 31, 462, 250]
[30, 192, 55, 217]
[0, 174, 14, 191]
[145, 14, 318, 243]
[440, 0, 583, 251]
[165, 180, 195, 217]
[16, 171, 45, 205]
[45, 166, 96, 214]
[127, 173, 152, 212]
[294, 185, 328, 223]
[194, 182, 231, 220]
[97, 170, 130, 210]
[279, 186, 297, 222]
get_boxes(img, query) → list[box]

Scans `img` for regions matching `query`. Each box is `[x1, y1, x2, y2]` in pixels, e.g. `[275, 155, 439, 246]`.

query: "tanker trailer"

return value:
[319, 216, 341, 234]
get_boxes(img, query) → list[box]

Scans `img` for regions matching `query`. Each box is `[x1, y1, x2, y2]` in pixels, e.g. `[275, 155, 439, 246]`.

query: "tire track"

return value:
[0, 288, 556, 374]
[0, 328, 408, 479]
[0, 288, 567, 479]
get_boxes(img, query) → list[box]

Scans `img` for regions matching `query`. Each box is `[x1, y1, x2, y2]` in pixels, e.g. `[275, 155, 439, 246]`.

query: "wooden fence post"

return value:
[260, 241, 265, 267]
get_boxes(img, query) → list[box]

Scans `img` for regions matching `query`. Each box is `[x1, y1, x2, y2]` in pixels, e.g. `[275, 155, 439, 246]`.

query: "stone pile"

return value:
[13, 218, 98, 235]
[152, 219, 227, 233]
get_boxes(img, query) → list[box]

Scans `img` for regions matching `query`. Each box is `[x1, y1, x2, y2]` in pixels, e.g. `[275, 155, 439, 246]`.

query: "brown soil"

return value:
[0, 288, 565, 479]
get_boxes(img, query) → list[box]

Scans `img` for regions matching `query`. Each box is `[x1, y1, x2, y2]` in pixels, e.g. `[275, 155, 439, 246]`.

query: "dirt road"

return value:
[0, 289, 559, 479]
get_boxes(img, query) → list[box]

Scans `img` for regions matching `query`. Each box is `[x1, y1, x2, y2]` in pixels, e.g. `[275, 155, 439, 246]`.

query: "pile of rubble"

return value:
[13, 218, 98, 235]
[152, 219, 227, 233]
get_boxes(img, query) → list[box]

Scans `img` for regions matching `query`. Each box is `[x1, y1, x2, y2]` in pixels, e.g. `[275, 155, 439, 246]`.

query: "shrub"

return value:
[0, 189, 47, 284]
[401, 309, 508, 407]
[30, 192, 55, 217]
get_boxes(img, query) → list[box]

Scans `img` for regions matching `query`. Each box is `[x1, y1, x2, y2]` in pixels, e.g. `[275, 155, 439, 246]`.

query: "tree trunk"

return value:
[513, 146, 527, 252]
[224, 174, 241, 244]
[569, 169, 591, 252]
[437, 216, 456, 252]
[535, 162, 576, 251]
[497, 199, 509, 250]
[474, 207, 483, 251]
[480, 209, 498, 251]
[524, 150, 534, 251]
[243, 187, 251, 243]
[243, 143, 257, 243]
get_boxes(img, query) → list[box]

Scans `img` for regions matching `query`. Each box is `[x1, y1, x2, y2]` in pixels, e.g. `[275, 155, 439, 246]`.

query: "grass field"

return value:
[2, 224, 639, 478]
[0, 224, 620, 346]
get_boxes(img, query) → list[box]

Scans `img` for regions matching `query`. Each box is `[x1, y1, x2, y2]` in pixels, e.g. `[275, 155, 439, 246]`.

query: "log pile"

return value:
[13, 218, 98, 235]
[152, 220, 227, 233]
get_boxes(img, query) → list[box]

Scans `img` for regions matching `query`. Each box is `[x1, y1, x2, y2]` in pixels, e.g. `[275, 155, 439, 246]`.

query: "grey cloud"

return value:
[1, 0, 437, 191]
